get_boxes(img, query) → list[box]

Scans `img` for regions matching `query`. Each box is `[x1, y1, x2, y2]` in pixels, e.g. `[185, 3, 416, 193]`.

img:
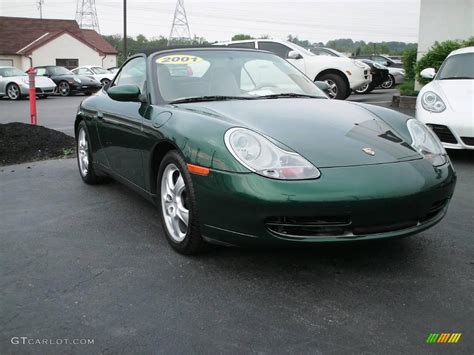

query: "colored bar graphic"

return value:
[426, 333, 462, 344]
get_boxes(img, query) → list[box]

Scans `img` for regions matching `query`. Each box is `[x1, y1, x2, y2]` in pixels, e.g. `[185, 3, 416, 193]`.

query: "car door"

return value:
[96, 56, 148, 188]
[0, 68, 6, 94]
[257, 41, 306, 73]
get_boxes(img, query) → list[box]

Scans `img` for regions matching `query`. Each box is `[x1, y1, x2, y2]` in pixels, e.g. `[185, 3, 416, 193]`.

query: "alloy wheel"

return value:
[381, 76, 394, 89]
[58, 81, 70, 96]
[77, 128, 89, 177]
[161, 163, 189, 242]
[324, 79, 338, 99]
[355, 83, 369, 94]
[7, 84, 20, 100]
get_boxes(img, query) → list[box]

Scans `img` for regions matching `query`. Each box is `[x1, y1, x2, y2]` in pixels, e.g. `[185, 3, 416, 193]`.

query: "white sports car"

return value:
[416, 46, 474, 150]
[71, 65, 115, 86]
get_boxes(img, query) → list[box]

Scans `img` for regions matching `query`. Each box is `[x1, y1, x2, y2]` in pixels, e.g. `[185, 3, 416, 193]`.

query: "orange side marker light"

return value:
[187, 163, 210, 176]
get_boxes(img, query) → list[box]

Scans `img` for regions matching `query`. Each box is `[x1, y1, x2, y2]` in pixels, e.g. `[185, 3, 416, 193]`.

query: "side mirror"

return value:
[315, 80, 330, 93]
[288, 50, 303, 60]
[108, 84, 141, 102]
[420, 68, 436, 80]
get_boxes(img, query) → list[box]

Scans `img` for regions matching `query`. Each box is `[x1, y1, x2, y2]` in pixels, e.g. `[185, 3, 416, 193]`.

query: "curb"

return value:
[391, 94, 416, 109]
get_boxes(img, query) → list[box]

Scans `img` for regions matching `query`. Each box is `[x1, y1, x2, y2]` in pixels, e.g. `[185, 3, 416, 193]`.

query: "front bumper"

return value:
[70, 82, 102, 92]
[349, 68, 372, 90]
[392, 72, 405, 84]
[192, 159, 456, 246]
[19, 84, 56, 95]
[416, 104, 474, 150]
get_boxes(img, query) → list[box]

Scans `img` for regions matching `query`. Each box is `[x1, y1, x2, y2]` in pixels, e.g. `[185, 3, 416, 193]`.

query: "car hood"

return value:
[178, 99, 420, 168]
[428, 80, 474, 114]
[55, 74, 99, 84]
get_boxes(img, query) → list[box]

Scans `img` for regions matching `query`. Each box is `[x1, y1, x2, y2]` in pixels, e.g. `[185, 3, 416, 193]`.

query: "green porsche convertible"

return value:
[75, 47, 456, 254]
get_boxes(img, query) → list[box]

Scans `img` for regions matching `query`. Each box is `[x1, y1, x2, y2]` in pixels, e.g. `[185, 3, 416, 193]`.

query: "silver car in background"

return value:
[0, 66, 56, 100]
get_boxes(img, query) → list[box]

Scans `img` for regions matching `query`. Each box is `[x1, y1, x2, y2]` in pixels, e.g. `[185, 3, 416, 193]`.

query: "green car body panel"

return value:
[75, 49, 456, 246]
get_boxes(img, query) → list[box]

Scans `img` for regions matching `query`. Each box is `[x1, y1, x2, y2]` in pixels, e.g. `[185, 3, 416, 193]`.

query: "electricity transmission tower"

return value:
[169, 0, 191, 42]
[75, 0, 100, 33]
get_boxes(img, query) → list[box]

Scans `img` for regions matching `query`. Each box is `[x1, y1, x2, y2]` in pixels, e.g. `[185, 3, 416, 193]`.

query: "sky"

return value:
[0, 0, 421, 43]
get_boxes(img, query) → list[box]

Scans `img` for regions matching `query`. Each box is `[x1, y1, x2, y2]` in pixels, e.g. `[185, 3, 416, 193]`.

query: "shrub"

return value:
[402, 47, 417, 81]
[416, 37, 474, 84]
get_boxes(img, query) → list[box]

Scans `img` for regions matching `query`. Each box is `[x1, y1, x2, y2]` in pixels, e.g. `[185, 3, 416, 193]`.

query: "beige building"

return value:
[0, 17, 117, 70]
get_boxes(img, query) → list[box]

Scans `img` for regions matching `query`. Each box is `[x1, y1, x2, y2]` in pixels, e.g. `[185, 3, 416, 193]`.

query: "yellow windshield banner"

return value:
[156, 55, 203, 64]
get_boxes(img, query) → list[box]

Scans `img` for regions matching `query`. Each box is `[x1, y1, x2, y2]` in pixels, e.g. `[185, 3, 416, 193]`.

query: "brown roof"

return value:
[0, 16, 118, 55]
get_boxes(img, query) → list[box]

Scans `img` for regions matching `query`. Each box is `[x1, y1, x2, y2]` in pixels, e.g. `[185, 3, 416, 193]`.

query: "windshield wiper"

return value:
[169, 96, 253, 104]
[440, 77, 473, 80]
[255, 93, 324, 99]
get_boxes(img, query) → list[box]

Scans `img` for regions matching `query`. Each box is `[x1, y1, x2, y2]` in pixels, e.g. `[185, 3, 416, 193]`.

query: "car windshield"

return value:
[92, 67, 110, 74]
[0, 67, 26, 77]
[154, 50, 326, 103]
[437, 52, 474, 80]
[49, 66, 73, 75]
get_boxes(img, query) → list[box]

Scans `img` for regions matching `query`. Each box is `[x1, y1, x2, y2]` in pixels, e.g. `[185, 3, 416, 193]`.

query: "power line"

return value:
[75, 0, 100, 33]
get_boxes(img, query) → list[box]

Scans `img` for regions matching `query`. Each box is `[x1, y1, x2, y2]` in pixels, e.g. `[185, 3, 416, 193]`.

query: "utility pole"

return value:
[123, 0, 128, 60]
[169, 0, 191, 44]
[75, 0, 100, 33]
[37, 0, 44, 19]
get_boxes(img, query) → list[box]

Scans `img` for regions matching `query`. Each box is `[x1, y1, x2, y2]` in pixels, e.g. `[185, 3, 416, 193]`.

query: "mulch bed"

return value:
[0, 123, 76, 166]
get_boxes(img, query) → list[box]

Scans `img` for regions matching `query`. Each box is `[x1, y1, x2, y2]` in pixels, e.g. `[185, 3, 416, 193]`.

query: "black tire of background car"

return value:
[6, 83, 21, 100]
[39, 95, 48, 99]
[58, 81, 71, 96]
[76, 120, 104, 185]
[157, 150, 208, 255]
[381, 74, 395, 89]
[85, 92, 92, 96]
[318, 73, 348, 100]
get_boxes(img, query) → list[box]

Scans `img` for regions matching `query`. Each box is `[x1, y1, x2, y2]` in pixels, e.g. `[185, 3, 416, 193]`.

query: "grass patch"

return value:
[399, 80, 419, 97]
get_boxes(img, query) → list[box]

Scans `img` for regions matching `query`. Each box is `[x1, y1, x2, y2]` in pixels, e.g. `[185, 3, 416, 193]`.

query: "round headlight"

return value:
[225, 128, 320, 180]
[421, 91, 446, 113]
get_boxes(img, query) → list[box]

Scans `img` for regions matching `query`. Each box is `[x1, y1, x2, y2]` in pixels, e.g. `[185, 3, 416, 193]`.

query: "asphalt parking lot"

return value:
[1, 91, 473, 354]
[0, 89, 401, 137]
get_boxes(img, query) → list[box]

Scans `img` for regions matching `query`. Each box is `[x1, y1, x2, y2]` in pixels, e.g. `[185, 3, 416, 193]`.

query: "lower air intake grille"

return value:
[461, 137, 474, 146]
[265, 216, 351, 237]
[427, 124, 458, 144]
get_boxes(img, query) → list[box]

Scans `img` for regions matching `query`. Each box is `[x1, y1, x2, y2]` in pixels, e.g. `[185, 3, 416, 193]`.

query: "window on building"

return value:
[56, 59, 79, 70]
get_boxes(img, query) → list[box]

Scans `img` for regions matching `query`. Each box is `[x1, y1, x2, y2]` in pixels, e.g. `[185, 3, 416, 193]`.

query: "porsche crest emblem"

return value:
[362, 147, 376, 156]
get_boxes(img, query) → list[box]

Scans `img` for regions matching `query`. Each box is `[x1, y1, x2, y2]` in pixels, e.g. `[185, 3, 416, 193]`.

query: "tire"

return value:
[76, 120, 102, 185]
[318, 73, 348, 100]
[157, 151, 207, 255]
[39, 94, 48, 99]
[101, 79, 111, 87]
[381, 74, 395, 89]
[84, 92, 92, 96]
[58, 81, 71, 96]
[6, 83, 21, 100]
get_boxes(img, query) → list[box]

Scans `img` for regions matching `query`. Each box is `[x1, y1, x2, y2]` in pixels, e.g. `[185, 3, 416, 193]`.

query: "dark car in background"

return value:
[354, 59, 389, 94]
[34, 65, 102, 96]
[351, 54, 403, 68]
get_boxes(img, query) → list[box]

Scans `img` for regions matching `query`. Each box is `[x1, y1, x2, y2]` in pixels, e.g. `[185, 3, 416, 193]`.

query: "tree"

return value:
[231, 34, 254, 41]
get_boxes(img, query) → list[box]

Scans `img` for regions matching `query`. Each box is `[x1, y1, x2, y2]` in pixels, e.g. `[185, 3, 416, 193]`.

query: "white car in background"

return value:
[71, 65, 114, 86]
[217, 39, 371, 100]
[416, 46, 474, 150]
[0, 66, 56, 100]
